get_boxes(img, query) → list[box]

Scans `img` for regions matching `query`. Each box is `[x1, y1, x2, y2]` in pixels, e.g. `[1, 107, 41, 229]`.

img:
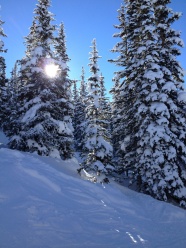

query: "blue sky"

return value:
[0, 0, 186, 94]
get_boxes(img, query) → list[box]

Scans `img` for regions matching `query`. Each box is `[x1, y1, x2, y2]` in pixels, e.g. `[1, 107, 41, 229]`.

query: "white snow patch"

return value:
[144, 70, 163, 80]
[21, 103, 43, 123]
[19, 166, 61, 193]
[150, 102, 169, 116]
[49, 148, 61, 159]
[178, 91, 186, 103]
[0, 137, 186, 248]
[162, 81, 177, 92]
[0, 130, 9, 147]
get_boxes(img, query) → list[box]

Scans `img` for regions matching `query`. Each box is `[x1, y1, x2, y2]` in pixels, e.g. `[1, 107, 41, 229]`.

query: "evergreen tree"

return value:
[110, 2, 135, 173]
[99, 73, 112, 147]
[109, 75, 122, 162]
[111, 0, 186, 206]
[75, 67, 88, 153]
[53, 21, 74, 158]
[2, 60, 20, 137]
[54, 22, 70, 79]
[79, 67, 87, 101]
[19, 20, 37, 85]
[72, 70, 88, 153]
[82, 39, 113, 177]
[150, 0, 186, 205]
[25, 20, 37, 57]
[54, 23, 70, 63]
[153, 0, 184, 85]
[110, 4, 128, 79]
[99, 73, 108, 116]
[10, 61, 20, 96]
[0, 19, 7, 128]
[8, 0, 74, 159]
[72, 79, 81, 150]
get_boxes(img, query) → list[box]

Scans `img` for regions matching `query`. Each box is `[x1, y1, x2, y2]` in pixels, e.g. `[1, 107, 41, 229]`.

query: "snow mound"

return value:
[0, 130, 9, 148]
[178, 91, 186, 103]
[0, 147, 186, 248]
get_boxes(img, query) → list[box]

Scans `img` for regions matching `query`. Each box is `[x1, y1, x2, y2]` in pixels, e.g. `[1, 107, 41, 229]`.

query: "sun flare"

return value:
[45, 64, 59, 78]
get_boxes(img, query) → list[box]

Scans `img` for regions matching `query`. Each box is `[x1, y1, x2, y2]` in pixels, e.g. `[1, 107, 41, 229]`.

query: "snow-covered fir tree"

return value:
[8, 0, 74, 159]
[110, 4, 129, 78]
[99, 73, 112, 146]
[150, 0, 186, 205]
[111, 0, 186, 206]
[109, 3, 134, 172]
[2, 60, 20, 137]
[109, 75, 123, 162]
[75, 67, 88, 153]
[25, 21, 37, 58]
[0, 18, 7, 128]
[54, 22, 70, 77]
[53, 21, 74, 158]
[79, 67, 87, 101]
[153, 0, 184, 85]
[10, 61, 20, 96]
[82, 39, 113, 177]
[72, 79, 81, 150]
[99, 73, 109, 121]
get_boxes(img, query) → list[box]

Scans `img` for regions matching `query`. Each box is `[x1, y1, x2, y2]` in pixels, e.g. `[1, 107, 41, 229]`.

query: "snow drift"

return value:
[0, 146, 186, 247]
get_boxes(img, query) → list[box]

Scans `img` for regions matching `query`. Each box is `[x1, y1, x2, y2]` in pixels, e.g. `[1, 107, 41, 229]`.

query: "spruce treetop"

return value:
[34, 0, 55, 52]
[89, 39, 101, 81]
[0, 19, 7, 53]
[21, 0, 56, 78]
[54, 23, 70, 63]
[79, 67, 88, 101]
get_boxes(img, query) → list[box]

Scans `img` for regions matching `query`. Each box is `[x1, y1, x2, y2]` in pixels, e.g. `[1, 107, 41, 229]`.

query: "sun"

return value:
[45, 64, 59, 78]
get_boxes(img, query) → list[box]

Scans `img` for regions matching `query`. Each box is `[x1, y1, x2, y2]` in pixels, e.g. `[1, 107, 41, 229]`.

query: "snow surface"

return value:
[0, 130, 8, 148]
[0, 133, 186, 247]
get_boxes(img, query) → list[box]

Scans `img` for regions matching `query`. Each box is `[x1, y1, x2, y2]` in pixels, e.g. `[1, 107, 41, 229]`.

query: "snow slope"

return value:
[0, 137, 186, 247]
[0, 131, 8, 148]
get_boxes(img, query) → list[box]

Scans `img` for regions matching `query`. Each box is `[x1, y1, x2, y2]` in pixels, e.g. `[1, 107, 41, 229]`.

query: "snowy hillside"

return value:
[0, 135, 186, 247]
